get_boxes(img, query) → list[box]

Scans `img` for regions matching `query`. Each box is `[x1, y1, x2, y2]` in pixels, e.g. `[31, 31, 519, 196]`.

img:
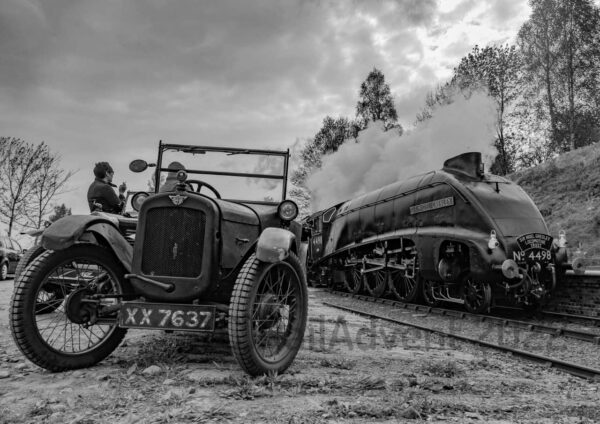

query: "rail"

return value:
[322, 300, 600, 380]
[330, 291, 600, 344]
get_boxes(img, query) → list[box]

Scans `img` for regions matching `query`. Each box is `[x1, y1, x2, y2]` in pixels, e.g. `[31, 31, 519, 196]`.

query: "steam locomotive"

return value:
[303, 152, 569, 313]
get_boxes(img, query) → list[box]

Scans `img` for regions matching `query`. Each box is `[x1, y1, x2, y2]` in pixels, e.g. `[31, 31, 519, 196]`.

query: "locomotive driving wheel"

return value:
[388, 269, 419, 302]
[343, 263, 363, 294]
[363, 269, 387, 298]
[463, 277, 492, 314]
[229, 253, 308, 376]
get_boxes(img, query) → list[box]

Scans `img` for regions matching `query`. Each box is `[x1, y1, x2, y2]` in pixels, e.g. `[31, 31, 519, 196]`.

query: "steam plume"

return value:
[306, 92, 498, 211]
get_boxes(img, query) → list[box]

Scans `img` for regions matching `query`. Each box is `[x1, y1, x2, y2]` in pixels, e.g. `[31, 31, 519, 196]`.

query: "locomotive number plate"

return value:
[514, 233, 553, 263]
[119, 302, 215, 332]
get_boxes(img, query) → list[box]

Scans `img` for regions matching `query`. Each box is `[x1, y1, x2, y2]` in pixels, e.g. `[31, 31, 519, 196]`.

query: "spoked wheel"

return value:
[421, 279, 441, 307]
[14, 244, 46, 282]
[388, 269, 420, 302]
[34, 286, 66, 315]
[463, 277, 492, 314]
[229, 253, 308, 376]
[363, 269, 387, 298]
[10, 244, 131, 371]
[343, 263, 363, 294]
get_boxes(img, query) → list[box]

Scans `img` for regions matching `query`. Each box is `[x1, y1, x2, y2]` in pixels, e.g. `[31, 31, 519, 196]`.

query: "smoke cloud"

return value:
[306, 92, 498, 211]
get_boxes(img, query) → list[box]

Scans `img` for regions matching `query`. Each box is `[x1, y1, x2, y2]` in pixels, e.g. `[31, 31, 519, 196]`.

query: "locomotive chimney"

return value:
[442, 152, 484, 179]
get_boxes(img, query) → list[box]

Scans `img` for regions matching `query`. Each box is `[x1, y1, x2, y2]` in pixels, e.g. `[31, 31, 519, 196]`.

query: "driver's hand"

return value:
[119, 182, 127, 193]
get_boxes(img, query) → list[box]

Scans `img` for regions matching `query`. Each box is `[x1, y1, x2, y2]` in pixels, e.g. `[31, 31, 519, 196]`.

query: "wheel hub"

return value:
[256, 293, 281, 328]
[65, 287, 97, 324]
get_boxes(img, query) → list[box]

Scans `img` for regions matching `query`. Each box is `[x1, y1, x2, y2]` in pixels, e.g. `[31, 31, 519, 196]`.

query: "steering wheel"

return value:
[184, 179, 221, 199]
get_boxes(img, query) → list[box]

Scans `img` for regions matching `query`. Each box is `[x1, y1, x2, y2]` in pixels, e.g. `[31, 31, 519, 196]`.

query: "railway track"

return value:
[329, 290, 600, 345]
[322, 299, 600, 381]
[541, 310, 600, 326]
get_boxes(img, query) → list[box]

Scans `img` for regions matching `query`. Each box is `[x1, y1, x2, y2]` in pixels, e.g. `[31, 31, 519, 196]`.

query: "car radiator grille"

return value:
[141, 207, 206, 277]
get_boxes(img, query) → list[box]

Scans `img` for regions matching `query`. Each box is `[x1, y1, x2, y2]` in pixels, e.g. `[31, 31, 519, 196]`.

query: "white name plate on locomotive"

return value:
[410, 196, 454, 215]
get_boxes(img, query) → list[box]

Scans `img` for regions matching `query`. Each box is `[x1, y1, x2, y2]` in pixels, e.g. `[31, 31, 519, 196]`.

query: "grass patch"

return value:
[319, 357, 356, 370]
[123, 334, 196, 369]
[320, 394, 433, 420]
[219, 374, 275, 400]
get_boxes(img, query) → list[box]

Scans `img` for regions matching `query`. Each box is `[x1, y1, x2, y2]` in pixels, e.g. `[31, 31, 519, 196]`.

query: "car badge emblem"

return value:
[169, 194, 187, 206]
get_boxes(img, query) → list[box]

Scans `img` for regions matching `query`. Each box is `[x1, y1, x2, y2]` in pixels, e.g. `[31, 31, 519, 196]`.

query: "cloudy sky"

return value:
[1, 0, 531, 218]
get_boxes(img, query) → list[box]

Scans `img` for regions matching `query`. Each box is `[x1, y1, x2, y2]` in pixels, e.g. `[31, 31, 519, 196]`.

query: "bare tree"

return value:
[23, 147, 73, 230]
[0, 138, 72, 236]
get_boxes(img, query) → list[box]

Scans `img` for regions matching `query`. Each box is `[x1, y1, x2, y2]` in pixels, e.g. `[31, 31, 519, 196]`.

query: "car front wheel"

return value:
[228, 252, 308, 376]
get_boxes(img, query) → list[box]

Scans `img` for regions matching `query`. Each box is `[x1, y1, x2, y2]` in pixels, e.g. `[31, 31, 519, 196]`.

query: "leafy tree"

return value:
[0, 138, 72, 236]
[313, 116, 357, 154]
[415, 83, 456, 124]
[291, 116, 356, 191]
[555, 0, 600, 151]
[451, 45, 523, 174]
[518, 0, 563, 149]
[356, 68, 401, 132]
[518, 0, 600, 152]
[48, 204, 72, 223]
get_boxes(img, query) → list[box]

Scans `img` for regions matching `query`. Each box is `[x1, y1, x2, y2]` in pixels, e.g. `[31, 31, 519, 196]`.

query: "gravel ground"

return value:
[1, 281, 599, 423]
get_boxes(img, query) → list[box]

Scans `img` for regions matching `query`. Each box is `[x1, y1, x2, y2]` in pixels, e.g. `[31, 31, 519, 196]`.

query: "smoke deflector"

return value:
[442, 152, 484, 179]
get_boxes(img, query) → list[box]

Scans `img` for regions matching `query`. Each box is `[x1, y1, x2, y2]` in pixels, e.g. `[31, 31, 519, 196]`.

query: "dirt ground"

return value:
[0, 279, 599, 424]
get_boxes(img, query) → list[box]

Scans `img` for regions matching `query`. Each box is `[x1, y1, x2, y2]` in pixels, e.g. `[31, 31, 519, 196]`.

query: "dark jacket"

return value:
[87, 178, 125, 213]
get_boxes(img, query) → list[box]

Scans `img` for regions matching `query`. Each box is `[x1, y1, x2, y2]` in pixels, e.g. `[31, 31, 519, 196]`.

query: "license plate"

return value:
[119, 302, 215, 332]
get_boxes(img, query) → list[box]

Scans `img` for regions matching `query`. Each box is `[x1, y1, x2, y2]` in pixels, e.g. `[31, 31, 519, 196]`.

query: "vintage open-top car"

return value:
[10, 142, 308, 376]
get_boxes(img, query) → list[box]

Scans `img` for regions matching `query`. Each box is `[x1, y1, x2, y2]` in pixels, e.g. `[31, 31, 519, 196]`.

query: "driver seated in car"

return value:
[159, 161, 185, 193]
[87, 162, 127, 214]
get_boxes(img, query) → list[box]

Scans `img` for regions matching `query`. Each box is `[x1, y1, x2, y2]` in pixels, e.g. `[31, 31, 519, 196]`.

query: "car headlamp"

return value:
[277, 200, 298, 221]
[131, 192, 149, 212]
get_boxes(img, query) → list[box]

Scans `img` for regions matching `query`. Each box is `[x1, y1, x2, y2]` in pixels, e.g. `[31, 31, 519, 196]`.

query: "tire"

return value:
[229, 252, 308, 376]
[463, 277, 492, 314]
[14, 244, 46, 282]
[0, 262, 7, 281]
[10, 244, 131, 371]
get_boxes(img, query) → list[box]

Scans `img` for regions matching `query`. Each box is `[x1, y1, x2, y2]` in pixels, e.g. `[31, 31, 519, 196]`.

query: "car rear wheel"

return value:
[10, 244, 131, 371]
[229, 252, 308, 376]
[14, 244, 46, 282]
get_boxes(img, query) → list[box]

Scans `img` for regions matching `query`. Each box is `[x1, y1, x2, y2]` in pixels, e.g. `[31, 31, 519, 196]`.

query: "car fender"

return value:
[41, 215, 132, 271]
[256, 227, 296, 263]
